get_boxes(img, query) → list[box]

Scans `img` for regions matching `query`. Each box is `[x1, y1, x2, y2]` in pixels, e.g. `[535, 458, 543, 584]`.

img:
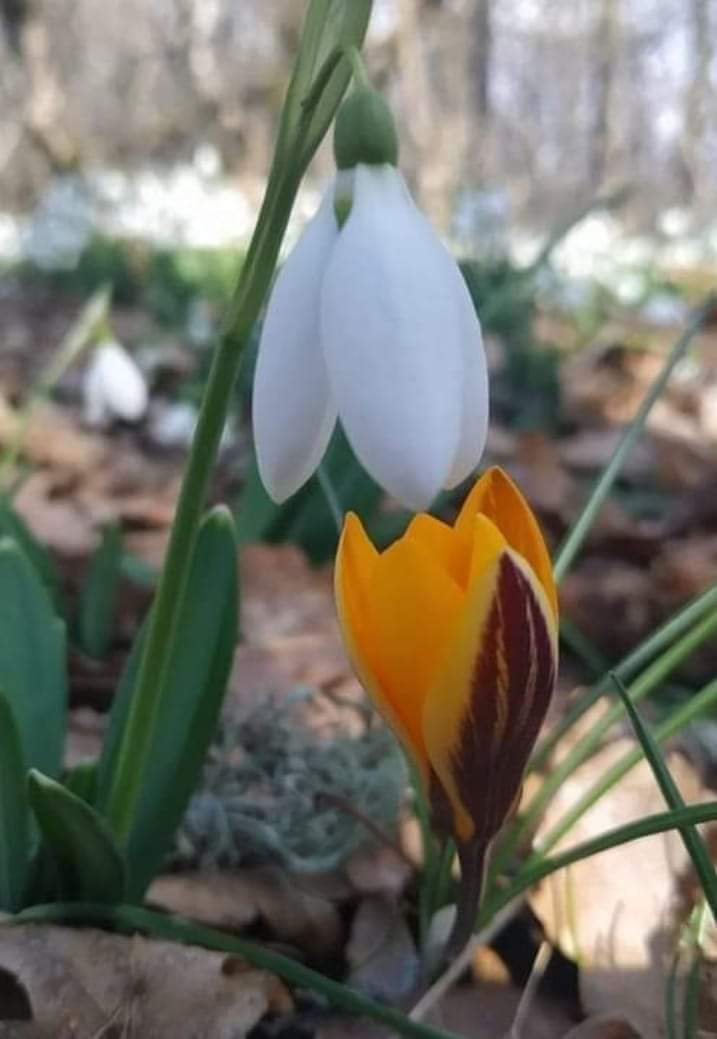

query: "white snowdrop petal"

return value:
[444, 276, 489, 488]
[252, 186, 339, 503]
[83, 340, 148, 426]
[321, 164, 464, 510]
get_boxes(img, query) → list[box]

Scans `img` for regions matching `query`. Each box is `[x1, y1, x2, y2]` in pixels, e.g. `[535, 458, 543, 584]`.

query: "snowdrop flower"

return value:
[253, 87, 488, 511]
[83, 340, 148, 427]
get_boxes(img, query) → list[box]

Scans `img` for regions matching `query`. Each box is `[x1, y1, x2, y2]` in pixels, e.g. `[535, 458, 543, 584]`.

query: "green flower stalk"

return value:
[106, 0, 373, 843]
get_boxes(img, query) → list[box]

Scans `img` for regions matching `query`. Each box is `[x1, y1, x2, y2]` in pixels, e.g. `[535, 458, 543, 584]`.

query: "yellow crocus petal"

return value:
[404, 513, 467, 588]
[467, 513, 508, 587]
[335, 511, 381, 695]
[455, 467, 557, 621]
[422, 547, 558, 845]
[369, 535, 465, 766]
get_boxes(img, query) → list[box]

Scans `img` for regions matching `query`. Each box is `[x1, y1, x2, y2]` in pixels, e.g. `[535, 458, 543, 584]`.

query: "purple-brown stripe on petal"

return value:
[447, 552, 557, 843]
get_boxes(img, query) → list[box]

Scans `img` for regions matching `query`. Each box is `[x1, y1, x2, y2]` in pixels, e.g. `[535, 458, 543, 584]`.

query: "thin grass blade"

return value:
[610, 672, 717, 919]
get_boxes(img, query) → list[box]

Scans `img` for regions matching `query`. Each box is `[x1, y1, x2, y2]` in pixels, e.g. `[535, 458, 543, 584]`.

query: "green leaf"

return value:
[481, 801, 717, 926]
[97, 507, 238, 896]
[0, 538, 66, 777]
[494, 603, 717, 879]
[235, 453, 286, 546]
[27, 770, 125, 902]
[532, 582, 717, 772]
[62, 760, 98, 806]
[534, 674, 717, 857]
[610, 672, 717, 921]
[0, 691, 30, 911]
[77, 522, 122, 658]
[0, 500, 60, 606]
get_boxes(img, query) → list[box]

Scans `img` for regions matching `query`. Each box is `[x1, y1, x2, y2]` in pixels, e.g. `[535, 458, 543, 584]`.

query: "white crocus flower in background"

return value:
[252, 87, 488, 511]
[83, 339, 149, 428]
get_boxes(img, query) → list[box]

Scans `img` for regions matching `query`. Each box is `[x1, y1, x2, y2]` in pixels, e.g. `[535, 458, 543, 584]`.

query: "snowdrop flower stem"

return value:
[106, 0, 373, 843]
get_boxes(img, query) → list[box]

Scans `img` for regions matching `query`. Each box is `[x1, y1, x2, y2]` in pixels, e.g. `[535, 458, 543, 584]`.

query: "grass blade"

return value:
[0, 691, 29, 912]
[0, 538, 67, 778]
[493, 605, 717, 876]
[77, 522, 122, 658]
[532, 582, 717, 771]
[533, 676, 717, 858]
[482, 801, 717, 924]
[553, 297, 715, 583]
[610, 672, 717, 920]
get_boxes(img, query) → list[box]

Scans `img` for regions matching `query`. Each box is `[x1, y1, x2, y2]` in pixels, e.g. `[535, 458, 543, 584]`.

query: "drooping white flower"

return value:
[83, 340, 149, 428]
[252, 94, 488, 511]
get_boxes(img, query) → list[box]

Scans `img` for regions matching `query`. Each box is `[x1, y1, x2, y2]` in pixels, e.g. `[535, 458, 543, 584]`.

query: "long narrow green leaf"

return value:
[553, 298, 714, 582]
[27, 770, 125, 903]
[97, 507, 239, 897]
[532, 583, 717, 772]
[665, 944, 680, 1039]
[683, 902, 708, 1039]
[0, 691, 29, 912]
[0, 501, 60, 605]
[611, 673, 717, 919]
[533, 676, 717, 858]
[0, 538, 66, 777]
[481, 801, 717, 924]
[494, 605, 717, 876]
[77, 522, 122, 658]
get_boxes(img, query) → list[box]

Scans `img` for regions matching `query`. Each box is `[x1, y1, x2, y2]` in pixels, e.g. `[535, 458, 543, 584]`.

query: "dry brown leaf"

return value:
[559, 430, 656, 482]
[148, 868, 342, 959]
[428, 981, 576, 1038]
[0, 398, 104, 474]
[14, 471, 98, 558]
[0, 923, 281, 1039]
[530, 713, 713, 1035]
[560, 343, 665, 427]
[229, 544, 362, 729]
[345, 895, 419, 1003]
[560, 562, 659, 661]
[344, 844, 413, 898]
[561, 1015, 643, 1038]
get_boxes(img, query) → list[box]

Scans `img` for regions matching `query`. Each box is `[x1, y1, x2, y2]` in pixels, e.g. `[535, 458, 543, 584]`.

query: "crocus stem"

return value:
[443, 839, 488, 962]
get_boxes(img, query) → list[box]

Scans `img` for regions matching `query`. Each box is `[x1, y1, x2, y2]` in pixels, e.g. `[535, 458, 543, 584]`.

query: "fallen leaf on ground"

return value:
[530, 708, 714, 1035]
[344, 842, 413, 898]
[561, 1015, 642, 1038]
[148, 868, 342, 960]
[0, 923, 282, 1039]
[429, 980, 577, 1038]
[345, 895, 419, 1003]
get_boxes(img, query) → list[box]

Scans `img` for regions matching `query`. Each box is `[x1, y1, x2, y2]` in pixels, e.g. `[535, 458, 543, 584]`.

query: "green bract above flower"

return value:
[252, 163, 488, 510]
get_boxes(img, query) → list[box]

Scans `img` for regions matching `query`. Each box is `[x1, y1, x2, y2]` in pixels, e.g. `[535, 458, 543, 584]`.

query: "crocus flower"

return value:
[252, 164, 488, 511]
[334, 466, 558, 953]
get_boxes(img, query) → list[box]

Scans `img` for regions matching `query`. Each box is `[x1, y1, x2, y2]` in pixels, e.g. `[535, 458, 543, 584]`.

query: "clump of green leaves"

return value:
[15, 234, 244, 328]
[0, 504, 239, 910]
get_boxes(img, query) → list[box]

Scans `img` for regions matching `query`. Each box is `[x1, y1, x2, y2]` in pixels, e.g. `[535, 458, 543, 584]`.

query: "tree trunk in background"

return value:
[588, 0, 620, 192]
[470, 0, 492, 124]
[17, 4, 76, 172]
[465, 0, 494, 184]
[677, 0, 712, 203]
